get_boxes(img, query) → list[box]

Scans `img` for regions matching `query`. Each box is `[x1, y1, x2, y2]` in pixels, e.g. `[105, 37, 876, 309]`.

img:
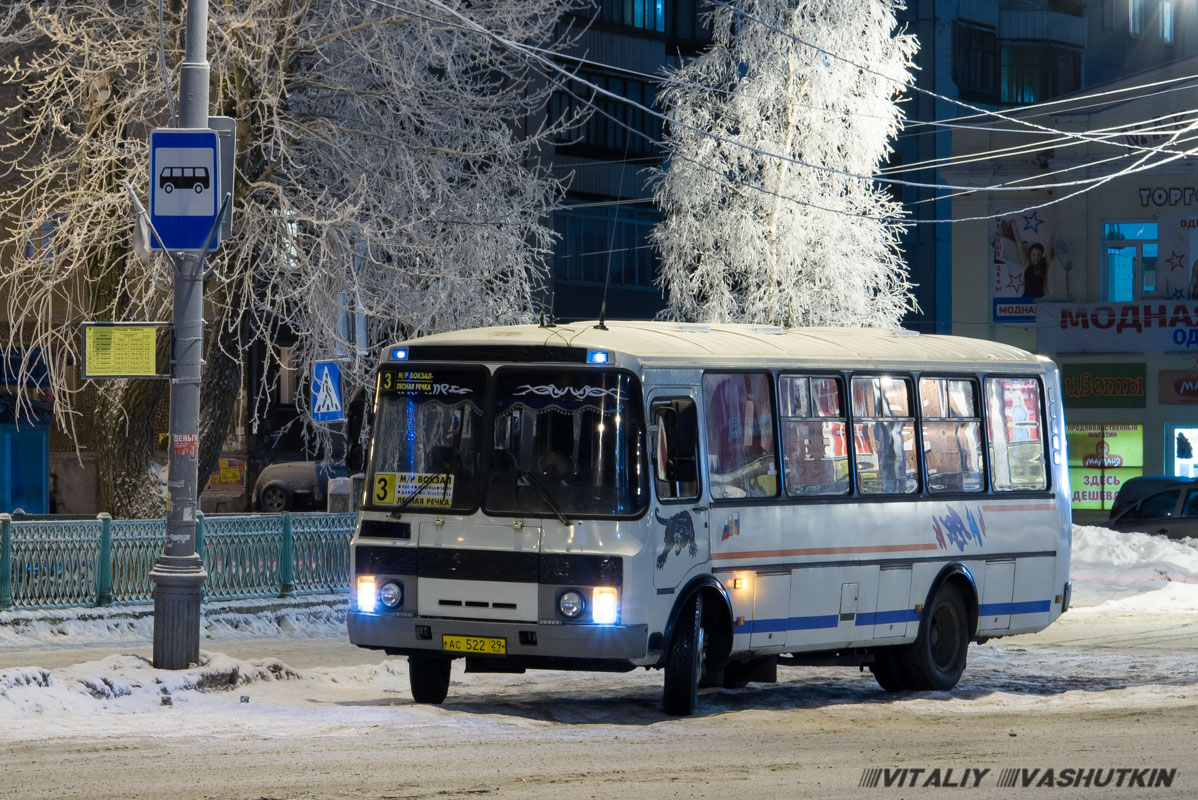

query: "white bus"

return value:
[347, 322, 1072, 715]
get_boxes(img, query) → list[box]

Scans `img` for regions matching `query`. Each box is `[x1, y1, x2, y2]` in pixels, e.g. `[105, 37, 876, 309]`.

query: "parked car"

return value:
[252, 461, 347, 512]
[1102, 475, 1198, 539]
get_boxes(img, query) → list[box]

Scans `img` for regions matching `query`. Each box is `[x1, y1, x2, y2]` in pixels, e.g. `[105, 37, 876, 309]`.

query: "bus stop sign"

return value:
[149, 128, 220, 251]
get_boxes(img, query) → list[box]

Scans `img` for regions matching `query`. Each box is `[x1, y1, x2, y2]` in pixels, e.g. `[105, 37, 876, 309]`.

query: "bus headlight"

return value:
[558, 590, 585, 619]
[357, 576, 377, 611]
[592, 587, 619, 625]
[379, 580, 403, 609]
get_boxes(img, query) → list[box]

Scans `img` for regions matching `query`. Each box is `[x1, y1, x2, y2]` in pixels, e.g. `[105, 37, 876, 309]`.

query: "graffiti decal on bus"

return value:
[933, 505, 987, 552]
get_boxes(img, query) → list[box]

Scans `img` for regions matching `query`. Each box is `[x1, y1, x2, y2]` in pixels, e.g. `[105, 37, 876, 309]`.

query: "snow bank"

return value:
[1069, 524, 1198, 607]
[0, 595, 348, 650]
[0, 652, 302, 715]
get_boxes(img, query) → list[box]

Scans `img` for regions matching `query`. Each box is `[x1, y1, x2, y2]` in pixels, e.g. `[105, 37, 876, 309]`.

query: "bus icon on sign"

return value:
[159, 166, 210, 194]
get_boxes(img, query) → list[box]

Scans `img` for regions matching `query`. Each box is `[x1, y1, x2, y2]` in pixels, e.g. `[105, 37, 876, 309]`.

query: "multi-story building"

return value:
[541, 0, 710, 322]
[947, 54, 1198, 519]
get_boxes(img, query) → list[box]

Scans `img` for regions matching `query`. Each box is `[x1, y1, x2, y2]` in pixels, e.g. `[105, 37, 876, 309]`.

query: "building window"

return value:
[552, 204, 660, 289]
[578, 0, 665, 33]
[666, 0, 712, 51]
[1000, 45, 1082, 106]
[1160, 0, 1174, 44]
[1129, 0, 1144, 37]
[276, 346, 299, 406]
[1101, 0, 1117, 29]
[1103, 221, 1159, 301]
[22, 217, 60, 269]
[550, 71, 661, 159]
[952, 22, 998, 103]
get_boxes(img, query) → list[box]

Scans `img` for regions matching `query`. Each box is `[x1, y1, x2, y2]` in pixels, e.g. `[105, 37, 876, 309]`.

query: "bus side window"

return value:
[985, 377, 1048, 491]
[779, 375, 850, 496]
[702, 373, 778, 499]
[652, 399, 700, 501]
[851, 375, 918, 495]
[920, 378, 984, 494]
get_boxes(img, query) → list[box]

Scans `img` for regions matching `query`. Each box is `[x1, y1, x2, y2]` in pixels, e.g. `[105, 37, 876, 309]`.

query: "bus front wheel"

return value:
[408, 654, 451, 704]
[662, 593, 705, 716]
[899, 583, 970, 691]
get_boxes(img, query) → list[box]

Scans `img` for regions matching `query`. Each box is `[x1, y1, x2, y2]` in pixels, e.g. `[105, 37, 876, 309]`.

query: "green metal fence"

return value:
[0, 512, 355, 610]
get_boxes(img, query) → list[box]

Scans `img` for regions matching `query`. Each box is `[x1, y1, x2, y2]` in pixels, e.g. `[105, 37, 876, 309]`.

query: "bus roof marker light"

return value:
[391, 347, 409, 361]
[587, 350, 610, 365]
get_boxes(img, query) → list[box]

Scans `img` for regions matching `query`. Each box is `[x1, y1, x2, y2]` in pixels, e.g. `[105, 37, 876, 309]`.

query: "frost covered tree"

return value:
[651, 0, 918, 328]
[0, 0, 575, 517]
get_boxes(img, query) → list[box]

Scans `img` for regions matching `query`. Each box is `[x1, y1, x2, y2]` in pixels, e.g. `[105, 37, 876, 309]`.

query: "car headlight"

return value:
[379, 580, 403, 609]
[558, 590, 585, 619]
[592, 587, 618, 625]
[357, 576, 377, 611]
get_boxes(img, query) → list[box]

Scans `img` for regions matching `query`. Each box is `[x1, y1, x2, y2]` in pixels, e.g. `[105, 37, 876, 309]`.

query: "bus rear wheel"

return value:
[662, 593, 705, 716]
[408, 654, 451, 704]
[898, 583, 970, 691]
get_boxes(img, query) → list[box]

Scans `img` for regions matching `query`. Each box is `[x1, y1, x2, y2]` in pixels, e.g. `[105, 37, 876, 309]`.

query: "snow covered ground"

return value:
[0, 524, 1194, 735]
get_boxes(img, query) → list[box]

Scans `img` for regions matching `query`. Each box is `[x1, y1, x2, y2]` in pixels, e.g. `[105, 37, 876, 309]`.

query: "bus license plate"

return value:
[442, 635, 506, 655]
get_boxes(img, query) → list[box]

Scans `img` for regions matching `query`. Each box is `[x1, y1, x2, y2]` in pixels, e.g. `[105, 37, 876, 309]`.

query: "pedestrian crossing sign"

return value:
[311, 360, 344, 422]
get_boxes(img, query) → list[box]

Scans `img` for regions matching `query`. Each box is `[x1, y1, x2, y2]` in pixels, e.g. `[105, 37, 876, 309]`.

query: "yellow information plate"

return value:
[442, 635, 506, 655]
[372, 472, 454, 508]
[82, 322, 167, 378]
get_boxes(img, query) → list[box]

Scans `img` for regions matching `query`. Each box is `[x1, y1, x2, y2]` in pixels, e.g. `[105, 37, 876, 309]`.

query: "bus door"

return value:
[648, 392, 709, 591]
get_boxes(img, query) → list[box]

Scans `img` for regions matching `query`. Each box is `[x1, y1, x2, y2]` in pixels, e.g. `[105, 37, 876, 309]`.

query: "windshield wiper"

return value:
[517, 469, 572, 527]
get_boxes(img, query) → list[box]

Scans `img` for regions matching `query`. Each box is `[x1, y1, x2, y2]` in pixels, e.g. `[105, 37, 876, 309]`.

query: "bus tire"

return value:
[870, 647, 908, 692]
[899, 583, 969, 691]
[662, 593, 705, 716]
[408, 655, 451, 704]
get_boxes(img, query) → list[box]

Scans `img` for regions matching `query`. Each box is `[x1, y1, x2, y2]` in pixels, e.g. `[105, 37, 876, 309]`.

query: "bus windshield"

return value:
[367, 365, 487, 512]
[485, 368, 648, 518]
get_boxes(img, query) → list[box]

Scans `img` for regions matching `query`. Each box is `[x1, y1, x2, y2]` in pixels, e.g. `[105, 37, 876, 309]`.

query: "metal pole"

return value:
[97, 513, 113, 607]
[0, 513, 12, 610]
[150, 0, 210, 669]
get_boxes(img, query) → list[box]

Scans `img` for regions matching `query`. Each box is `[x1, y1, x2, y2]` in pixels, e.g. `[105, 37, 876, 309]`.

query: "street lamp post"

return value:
[150, 0, 211, 670]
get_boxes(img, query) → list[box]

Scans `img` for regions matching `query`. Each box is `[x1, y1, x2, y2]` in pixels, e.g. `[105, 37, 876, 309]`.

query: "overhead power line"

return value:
[355, 0, 1198, 226]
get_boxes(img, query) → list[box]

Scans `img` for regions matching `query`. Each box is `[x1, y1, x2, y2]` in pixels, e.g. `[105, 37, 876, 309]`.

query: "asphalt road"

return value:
[1, 606, 1195, 800]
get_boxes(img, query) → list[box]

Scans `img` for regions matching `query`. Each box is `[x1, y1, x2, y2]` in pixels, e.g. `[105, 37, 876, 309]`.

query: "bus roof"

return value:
[389, 321, 1046, 370]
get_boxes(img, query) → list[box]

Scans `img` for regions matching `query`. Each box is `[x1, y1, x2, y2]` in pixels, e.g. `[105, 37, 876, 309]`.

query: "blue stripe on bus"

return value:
[854, 609, 921, 626]
[750, 615, 839, 633]
[978, 600, 1052, 616]
[746, 601, 1052, 635]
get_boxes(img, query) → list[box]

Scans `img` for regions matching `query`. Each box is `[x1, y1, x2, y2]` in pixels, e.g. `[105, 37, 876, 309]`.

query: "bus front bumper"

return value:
[348, 611, 651, 667]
